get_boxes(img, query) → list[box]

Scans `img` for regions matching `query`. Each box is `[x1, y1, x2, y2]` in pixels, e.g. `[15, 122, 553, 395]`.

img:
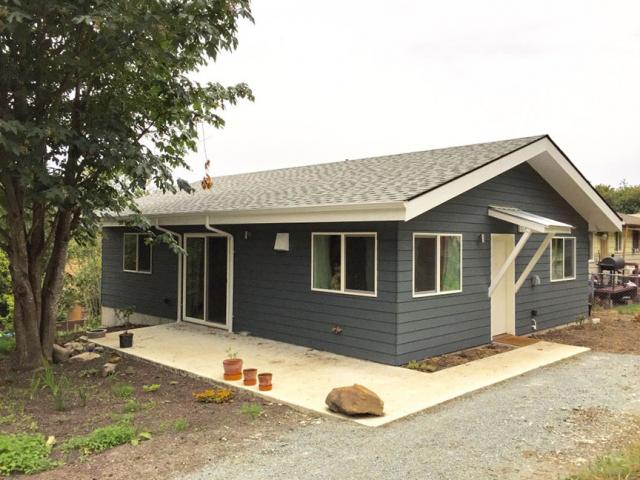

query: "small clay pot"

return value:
[223, 358, 243, 380]
[258, 372, 273, 391]
[243, 368, 257, 386]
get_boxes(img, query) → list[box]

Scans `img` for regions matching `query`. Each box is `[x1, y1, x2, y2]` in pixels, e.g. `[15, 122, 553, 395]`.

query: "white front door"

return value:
[491, 234, 516, 337]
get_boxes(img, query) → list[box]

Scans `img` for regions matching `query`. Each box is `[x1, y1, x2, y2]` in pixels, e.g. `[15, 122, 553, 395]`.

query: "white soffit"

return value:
[488, 206, 573, 234]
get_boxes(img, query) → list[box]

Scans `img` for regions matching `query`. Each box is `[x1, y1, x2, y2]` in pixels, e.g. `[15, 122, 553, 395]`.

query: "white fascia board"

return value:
[101, 201, 406, 227]
[404, 136, 622, 233]
[527, 138, 622, 233]
[404, 139, 550, 221]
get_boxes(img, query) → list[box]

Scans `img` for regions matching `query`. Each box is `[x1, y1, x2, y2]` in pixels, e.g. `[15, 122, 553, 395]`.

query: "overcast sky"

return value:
[179, 0, 640, 186]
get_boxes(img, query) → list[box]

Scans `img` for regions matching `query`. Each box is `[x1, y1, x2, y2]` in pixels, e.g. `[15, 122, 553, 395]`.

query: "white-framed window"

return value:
[123, 233, 152, 273]
[550, 236, 576, 282]
[311, 232, 377, 297]
[614, 232, 623, 252]
[413, 233, 463, 297]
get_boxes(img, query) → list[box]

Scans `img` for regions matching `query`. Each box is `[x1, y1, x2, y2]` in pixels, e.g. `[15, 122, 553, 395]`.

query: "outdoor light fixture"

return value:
[478, 233, 486, 244]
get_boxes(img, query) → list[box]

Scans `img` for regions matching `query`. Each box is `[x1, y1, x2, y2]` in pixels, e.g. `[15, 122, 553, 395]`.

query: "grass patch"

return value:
[61, 421, 137, 456]
[566, 442, 640, 479]
[122, 399, 141, 413]
[111, 382, 134, 399]
[240, 403, 263, 420]
[0, 433, 59, 475]
[615, 303, 640, 315]
[173, 419, 188, 432]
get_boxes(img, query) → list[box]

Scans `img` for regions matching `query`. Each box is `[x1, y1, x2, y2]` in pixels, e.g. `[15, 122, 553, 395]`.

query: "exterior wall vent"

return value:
[274, 233, 290, 251]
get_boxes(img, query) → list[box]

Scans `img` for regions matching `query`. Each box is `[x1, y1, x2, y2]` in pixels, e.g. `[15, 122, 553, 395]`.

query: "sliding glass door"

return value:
[183, 235, 228, 326]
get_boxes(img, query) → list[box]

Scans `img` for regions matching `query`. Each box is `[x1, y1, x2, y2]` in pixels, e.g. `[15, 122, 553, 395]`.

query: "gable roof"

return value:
[619, 213, 640, 227]
[106, 135, 621, 232]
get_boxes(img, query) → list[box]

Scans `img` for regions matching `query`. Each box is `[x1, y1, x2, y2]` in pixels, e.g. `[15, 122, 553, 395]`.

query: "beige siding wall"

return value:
[589, 228, 640, 273]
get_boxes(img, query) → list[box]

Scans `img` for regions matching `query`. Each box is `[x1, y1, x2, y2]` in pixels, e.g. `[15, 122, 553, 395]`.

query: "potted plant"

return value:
[258, 372, 272, 391]
[243, 368, 257, 386]
[115, 306, 135, 348]
[222, 348, 243, 380]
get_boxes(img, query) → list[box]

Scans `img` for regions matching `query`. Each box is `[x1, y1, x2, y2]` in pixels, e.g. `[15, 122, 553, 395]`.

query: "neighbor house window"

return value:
[311, 233, 376, 296]
[614, 232, 622, 252]
[413, 233, 462, 296]
[123, 233, 152, 273]
[633, 230, 640, 253]
[550, 237, 575, 282]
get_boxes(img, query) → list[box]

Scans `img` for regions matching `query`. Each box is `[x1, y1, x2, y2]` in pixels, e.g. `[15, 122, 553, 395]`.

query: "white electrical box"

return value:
[274, 233, 290, 251]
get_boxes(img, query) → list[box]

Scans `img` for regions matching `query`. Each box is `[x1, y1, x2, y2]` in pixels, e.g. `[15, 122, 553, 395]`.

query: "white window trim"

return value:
[122, 233, 153, 274]
[412, 232, 463, 297]
[549, 236, 576, 282]
[310, 232, 377, 298]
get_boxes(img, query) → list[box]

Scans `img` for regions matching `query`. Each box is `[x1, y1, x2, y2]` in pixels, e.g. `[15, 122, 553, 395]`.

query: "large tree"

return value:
[595, 181, 640, 214]
[0, 0, 253, 369]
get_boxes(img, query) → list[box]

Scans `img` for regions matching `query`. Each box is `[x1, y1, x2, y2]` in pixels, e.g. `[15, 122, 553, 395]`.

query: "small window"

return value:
[413, 233, 462, 296]
[123, 233, 152, 273]
[550, 237, 575, 282]
[633, 230, 640, 252]
[311, 233, 376, 296]
[614, 232, 622, 252]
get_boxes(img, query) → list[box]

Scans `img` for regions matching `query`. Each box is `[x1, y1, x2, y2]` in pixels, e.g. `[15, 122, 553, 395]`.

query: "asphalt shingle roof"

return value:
[134, 135, 545, 216]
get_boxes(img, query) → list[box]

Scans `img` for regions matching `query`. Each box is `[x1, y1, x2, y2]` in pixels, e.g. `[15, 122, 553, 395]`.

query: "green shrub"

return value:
[240, 403, 263, 420]
[31, 360, 70, 411]
[61, 422, 137, 456]
[0, 334, 15, 355]
[173, 419, 188, 432]
[0, 433, 58, 475]
[111, 382, 134, 399]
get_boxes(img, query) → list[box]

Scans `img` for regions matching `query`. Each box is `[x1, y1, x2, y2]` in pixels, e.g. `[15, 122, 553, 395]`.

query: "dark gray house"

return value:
[101, 135, 621, 365]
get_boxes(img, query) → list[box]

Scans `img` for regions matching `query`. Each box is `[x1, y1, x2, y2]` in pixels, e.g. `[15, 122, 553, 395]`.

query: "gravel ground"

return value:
[180, 351, 640, 480]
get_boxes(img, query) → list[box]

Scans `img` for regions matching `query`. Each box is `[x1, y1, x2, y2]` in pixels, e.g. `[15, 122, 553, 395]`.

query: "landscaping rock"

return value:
[52, 344, 71, 364]
[108, 354, 122, 363]
[64, 341, 85, 355]
[102, 362, 118, 377]
[68, 352, 101, 363]
[95, 346, 105, 353]
[85, 342, 96, 352]
[325, 384, 384, 416]
[78, 335, 89, 343]
[591, 317, 601, 325]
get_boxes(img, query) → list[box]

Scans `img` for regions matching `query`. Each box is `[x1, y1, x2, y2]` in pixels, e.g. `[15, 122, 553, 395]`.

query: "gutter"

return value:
[155, 220, 183, 323]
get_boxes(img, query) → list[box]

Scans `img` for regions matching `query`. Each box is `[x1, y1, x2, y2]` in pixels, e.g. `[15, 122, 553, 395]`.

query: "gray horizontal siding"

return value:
[224, 222, 398, 364]
[101, 227, 178, 320]
[396, 162, 589, 364]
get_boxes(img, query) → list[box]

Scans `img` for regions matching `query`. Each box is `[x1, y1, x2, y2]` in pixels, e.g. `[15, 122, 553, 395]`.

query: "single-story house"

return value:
[589, 212, 640, 274]
[101, 135, 621, 365]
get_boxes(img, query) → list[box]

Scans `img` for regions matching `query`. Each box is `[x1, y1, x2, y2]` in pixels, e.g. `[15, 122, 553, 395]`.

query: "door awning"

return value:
[488, 206, 573, 234]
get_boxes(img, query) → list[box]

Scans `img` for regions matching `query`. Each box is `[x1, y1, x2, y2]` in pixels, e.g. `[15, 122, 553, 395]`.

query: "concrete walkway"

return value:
[94, 322, 588, 427]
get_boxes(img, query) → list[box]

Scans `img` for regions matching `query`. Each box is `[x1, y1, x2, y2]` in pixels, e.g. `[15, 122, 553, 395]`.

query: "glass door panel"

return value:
[185, 237, 205, 320]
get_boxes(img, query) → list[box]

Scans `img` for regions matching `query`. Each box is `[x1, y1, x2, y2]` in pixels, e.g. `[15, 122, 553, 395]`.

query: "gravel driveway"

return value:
[180, 351, 640, 480]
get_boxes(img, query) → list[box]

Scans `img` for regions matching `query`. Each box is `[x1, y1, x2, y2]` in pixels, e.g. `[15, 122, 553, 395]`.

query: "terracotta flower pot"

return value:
[258, 372, 273, 391]
[243, 368, 258, 386]
[223, 358, 243, 380]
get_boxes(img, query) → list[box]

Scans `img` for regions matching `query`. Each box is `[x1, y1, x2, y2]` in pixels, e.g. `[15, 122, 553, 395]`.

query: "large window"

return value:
[123, 233, 152, 273]
[614, 232, 622, 252]
[550, 236, 576, 282]
[311, 233, 376, 296]
[413, 233, 462, 296]
[633, 230, 640, 253]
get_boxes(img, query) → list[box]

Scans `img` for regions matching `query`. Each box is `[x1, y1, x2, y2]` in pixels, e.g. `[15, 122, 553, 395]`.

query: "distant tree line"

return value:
[595, 182, 640, 214]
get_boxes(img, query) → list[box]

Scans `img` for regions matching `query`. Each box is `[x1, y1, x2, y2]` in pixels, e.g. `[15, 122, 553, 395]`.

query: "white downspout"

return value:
[155, 220, 183, 323]
[204, 215, 234, 333]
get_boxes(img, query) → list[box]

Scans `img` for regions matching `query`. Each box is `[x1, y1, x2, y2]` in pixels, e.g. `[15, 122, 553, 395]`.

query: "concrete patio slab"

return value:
[94, 323, 589, 427]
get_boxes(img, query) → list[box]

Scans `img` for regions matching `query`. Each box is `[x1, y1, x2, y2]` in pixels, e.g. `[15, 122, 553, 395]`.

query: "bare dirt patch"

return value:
[405, 343, 514, 372]
[535, 308, 640, 354]
[0, 346, 315, 480]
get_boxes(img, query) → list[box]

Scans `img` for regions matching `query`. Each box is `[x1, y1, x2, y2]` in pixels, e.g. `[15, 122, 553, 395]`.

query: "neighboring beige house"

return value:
[590, 212, 640, 273]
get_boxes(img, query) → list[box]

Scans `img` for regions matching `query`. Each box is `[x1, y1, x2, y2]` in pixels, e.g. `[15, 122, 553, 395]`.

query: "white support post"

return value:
[488, 229, 532, 298]
[515, 232, 554, 293]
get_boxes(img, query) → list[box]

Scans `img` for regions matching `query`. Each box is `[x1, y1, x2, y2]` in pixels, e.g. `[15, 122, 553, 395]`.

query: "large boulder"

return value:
[325, 384, 384, 416]
[64, 341, 85, 355]
[52, 344, 71, 364]
[68, 352, 101, 363]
